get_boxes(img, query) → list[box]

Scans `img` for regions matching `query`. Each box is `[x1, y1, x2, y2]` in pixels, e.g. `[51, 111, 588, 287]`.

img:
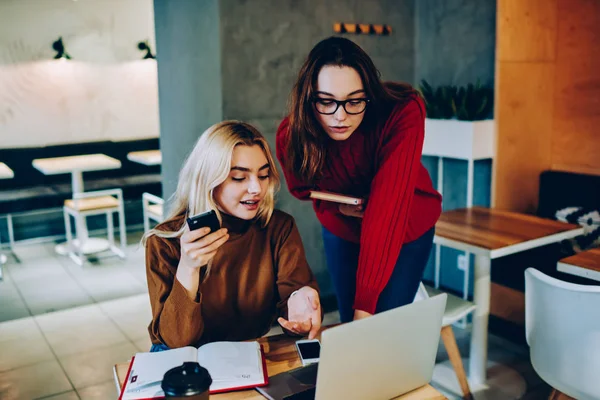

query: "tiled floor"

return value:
[0, 234, 551, 399]
[0, 233, 147, 322]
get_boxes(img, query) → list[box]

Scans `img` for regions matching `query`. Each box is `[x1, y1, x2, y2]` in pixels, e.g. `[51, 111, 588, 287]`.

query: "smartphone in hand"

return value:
[295, 339, 321, 366]
[186, 210, 220, 233]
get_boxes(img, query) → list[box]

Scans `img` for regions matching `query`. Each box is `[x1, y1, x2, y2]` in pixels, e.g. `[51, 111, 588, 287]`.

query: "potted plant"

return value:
[419, 80, 495, 160]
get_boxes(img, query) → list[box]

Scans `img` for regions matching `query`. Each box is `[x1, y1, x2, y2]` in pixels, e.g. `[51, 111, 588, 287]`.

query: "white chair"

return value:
[142, 192, 164, 232]
[63, 188, 126, 266]
[525, 268, 600, 400]
[415, 283, 476, 399]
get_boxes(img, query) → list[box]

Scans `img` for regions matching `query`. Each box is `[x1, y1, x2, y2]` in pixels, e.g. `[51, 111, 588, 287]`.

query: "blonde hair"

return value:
[143, 121, 281, 254]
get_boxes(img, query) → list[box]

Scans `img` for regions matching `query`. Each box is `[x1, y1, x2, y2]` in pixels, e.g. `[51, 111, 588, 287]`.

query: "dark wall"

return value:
[415, 0, 496, 87]
[416, 0, 497, 295]
[220, 0, 415, 122]
[153, 0, 224, 203]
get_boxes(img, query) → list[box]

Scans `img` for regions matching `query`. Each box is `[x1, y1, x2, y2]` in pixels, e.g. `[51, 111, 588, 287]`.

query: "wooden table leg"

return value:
[441, 325, 473, 399]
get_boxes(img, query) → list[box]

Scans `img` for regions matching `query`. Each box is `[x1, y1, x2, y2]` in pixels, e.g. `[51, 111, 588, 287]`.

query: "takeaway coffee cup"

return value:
[161, 362, 212, 400]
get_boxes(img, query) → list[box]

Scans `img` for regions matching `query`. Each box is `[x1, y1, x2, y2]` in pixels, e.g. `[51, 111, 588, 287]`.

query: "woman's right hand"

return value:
[178, 226, 229, 270]
[339, 203, 364, 218]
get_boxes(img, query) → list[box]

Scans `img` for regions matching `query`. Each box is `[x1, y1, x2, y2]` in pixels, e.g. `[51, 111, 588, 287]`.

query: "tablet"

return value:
[309, 191, 364, 206]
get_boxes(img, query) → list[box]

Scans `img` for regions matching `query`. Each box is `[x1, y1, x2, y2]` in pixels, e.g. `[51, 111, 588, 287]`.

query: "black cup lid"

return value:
[161, 362, 212, 396]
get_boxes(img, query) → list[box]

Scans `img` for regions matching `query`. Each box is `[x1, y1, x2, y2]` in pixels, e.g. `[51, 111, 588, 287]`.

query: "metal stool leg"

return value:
[0, 254, 5, 281]
[142, 197, 150, 233]
[118, 198, 127, 254]
[63, 207, 73, 247]
[106, 211, 115, 246]
[108, 209, 125, 259]
[6, 214, 20, 263]
[65, 207, 83, 266]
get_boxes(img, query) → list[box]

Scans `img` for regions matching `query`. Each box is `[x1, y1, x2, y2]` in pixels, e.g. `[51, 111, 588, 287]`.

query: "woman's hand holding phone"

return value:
[179, 225, 229, 271]
[176, 225, 229, 299]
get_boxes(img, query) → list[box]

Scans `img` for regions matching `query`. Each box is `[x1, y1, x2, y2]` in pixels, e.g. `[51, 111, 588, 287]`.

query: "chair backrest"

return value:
[525, 268, 600, 399]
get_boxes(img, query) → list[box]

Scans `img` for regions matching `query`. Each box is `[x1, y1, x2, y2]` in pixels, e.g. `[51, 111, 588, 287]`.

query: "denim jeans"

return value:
[322, 226, 434, 323]
[150, 342, 170, 352]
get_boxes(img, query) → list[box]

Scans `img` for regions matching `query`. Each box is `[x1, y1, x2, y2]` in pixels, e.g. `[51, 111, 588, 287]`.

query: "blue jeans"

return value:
[150, 343, 170, 352]
[322, 226, 434, 323]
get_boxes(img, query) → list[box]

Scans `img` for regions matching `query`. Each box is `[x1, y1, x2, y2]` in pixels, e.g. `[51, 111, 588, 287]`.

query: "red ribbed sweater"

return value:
[276, 95, 442, 314]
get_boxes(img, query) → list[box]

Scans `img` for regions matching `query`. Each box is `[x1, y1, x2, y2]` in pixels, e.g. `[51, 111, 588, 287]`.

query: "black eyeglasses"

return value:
[312, 97, 370, 115]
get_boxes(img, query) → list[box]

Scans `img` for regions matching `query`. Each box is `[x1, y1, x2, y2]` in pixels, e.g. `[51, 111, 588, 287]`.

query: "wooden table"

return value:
[127, 150, 161, 166]
[114, 334, 446, 400]
[32, 154, 122, 255]
[435, 207, 584, 387]
[557, 247, 600, 282]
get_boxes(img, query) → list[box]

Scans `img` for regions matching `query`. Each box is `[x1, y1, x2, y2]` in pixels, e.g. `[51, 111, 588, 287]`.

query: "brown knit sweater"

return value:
[145, 209, 319, 348]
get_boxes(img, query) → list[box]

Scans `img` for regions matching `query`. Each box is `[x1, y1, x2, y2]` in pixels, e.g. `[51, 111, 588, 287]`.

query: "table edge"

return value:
[435, 227, 584, 259]
[557, 261, 600, 282]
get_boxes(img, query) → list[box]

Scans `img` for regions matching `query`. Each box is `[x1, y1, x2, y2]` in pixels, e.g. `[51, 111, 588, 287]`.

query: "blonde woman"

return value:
[144, 121, 321, 351]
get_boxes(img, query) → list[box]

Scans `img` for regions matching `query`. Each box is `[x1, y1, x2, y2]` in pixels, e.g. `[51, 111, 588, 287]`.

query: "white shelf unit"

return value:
[423, 118, 495, 322]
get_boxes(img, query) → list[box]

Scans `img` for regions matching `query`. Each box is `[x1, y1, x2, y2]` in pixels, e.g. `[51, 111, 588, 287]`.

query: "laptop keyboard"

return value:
[289, 363, 319, 385]
[283, 386, 316, 400]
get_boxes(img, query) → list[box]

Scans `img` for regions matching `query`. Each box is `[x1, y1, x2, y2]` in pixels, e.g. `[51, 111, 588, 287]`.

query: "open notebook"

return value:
[119, 341, 268, 399]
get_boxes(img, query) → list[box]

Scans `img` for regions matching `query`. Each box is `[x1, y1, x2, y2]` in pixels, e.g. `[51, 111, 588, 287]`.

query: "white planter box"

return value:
[423, 118, 495, 160]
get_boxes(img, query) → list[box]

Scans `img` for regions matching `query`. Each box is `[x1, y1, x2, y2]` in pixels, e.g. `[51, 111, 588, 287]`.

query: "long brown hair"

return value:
[286, 36, 419, 183]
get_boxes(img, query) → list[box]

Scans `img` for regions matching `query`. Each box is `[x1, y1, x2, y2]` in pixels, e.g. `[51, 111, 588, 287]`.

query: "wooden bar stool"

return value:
[415, 283, 475, 399]
[63, 188, 126, 266]
[142, 192, 164, 232]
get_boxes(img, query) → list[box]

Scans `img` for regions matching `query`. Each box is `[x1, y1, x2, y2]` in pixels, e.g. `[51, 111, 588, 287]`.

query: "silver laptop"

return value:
[258, 293, 447, 400]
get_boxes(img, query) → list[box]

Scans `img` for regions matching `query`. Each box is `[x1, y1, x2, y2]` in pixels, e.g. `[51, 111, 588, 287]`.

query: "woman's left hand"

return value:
[339, 204, 364, 218]
[278, 286, 322, 339]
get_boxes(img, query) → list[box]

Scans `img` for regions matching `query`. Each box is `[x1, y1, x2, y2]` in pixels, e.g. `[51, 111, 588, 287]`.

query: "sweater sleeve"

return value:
[146, 235, 205, 348]
[275, 118, 314, 201]
[272, 215, 320, 320]
[353, 97, 426, 313]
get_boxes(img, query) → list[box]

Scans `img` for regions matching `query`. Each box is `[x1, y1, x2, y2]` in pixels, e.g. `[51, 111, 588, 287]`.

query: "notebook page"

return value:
[121, 346, 197, 400]
[197, 341, 264, 392]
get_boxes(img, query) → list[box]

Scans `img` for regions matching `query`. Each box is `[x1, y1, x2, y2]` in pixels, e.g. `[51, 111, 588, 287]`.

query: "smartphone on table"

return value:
[309, 190, 364, 206]
[295, 339, 321, 366]
[186, 210, 221, 234]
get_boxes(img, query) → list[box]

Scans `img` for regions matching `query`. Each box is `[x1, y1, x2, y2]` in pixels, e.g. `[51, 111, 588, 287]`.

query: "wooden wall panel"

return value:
[552, 118, 600, 175]
[495, 0, 600, 212]
[494, 62, 554, 212]
[551, 0, 600, 174]
[493, 0, 600, 342]
[497, 0, 557, 62]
